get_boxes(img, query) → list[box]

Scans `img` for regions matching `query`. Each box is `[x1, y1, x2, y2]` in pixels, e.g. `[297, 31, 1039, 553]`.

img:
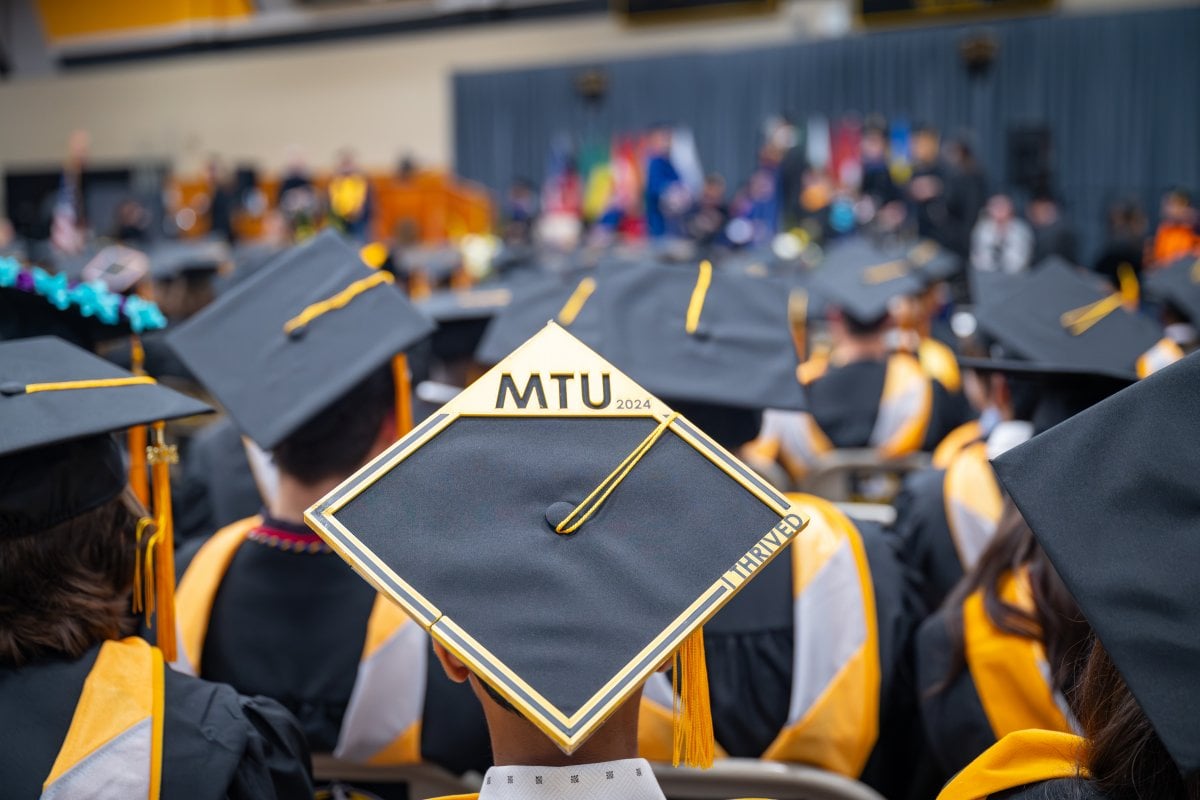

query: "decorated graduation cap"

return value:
[304, 322, 806, 762]
[167, 230, 434, 450]
[78, 244, 150, 294]
[0, 336, 212, 658]
[959, 259, 1180, 381]
[992, 351, 1200, 776]
[1145, 255, 1200, 326]
[0, 255, 168, 349]
[814, 239, 926, 326]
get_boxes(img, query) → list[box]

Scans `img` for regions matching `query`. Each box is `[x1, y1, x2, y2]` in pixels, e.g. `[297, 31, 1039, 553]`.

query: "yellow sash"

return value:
[931, 420, 983, 469]
[943, 442, 1003, 571]
[638, 496, 880, 777]
[329, 174, 369, 220]
[962, 569, 1074, 740]
[173, 517, 424, 765]
[917, 337, 962, 393]
[937, 729, 1088, 800]
[43, 637, 164, 800]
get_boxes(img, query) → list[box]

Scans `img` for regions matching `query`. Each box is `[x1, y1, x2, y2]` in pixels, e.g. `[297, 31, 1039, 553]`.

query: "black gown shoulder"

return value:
[994, 778, 1110, 800]
[891, 466, 964, 611]
[806, 360, 889, 448]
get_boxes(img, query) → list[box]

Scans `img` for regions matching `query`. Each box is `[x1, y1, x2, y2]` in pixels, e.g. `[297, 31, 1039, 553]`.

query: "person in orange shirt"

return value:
[1146, 187, 1200, 269]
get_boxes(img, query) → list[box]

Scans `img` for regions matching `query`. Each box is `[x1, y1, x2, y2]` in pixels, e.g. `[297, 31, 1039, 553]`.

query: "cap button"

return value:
[0, 382, 25, 396]
[545, 501, 577, 533]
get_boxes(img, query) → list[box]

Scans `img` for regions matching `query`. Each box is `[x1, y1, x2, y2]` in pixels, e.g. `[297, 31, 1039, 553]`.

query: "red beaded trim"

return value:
[246, 526, 332, 554]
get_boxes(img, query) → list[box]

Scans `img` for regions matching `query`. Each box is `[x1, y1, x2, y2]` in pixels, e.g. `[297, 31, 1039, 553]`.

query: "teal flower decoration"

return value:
[70, 280, 122, 325]
[123, 295, 168, 333]
[0, 257, 19, 288]
[32, 267, 71, 310]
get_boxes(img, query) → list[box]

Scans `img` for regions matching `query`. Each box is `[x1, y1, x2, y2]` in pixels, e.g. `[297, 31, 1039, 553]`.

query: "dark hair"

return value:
[0, 492, 142, 667]
[272, 364, 395, 485]
[1077, 640, 1200, 800]
[844, 311, 890, 337]
[933, 499, 1092, 703]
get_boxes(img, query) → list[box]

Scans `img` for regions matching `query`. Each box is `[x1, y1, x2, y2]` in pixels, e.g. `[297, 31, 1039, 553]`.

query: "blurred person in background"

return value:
[971, 194, 1033, 274]
[111, 197, 150, 245]
[1093, 198, 1147, 288]
[860, 120, 903, 217]
[686, 173, 730, 247]
[277, 146, 319, 239]
[49, 129, 92, 255]
[643, 123, 685, 238]
[1027, 192, 1078, 266]
[1147, 186, 1200, 269]
[327, 149, 373, 242]
[502, 177, 539, 246]
[943, 136, 989, 259]
[906, 125, 950, 244]
[205, 157, 236, 245]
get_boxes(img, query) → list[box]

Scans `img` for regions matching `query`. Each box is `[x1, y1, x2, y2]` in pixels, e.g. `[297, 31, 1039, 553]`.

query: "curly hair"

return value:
[0, 491, 143, 667]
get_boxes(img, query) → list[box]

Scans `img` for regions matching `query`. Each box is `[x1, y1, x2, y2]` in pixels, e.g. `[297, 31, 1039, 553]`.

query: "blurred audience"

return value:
[1027, 192, 1078, 265]
[971, 194, 1034, 274]
[1147, 186, 1200, 268]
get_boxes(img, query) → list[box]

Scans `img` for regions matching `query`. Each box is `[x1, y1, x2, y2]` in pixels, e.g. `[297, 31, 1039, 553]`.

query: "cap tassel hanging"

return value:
[671, 627, 715, 769]
[146, 421, 179, 661]
[127, 337, 150, 506]
[392, 353, 414, 437]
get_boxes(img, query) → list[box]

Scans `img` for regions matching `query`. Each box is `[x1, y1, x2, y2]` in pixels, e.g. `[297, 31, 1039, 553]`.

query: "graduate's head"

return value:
[272, 363, 396, 486]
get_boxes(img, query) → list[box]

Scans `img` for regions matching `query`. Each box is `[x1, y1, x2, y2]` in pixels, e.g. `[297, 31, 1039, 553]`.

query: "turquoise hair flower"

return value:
[122, 295, 168, 333]
[32, 267, 71, 310]
[0, 256, 19, 288]
[70, 280, 122, 325]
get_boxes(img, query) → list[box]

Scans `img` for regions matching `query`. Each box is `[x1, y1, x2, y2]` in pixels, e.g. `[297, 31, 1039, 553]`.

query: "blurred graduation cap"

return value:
[304, 322, 806, 761]
[475, 272, 604, 366]
[0, 336, 212, 658]
[75, 245, 149, 294]
[147, 239, 230, 282]
[993, 351, 1200, 777]
[813, 239, 926, 326]
[397, 245, 462, 287]
[1145, 255, 1200, 325]
[167, 230, 434, 450]
[958, 259, 1179, 382]
[904, 239, 962, 286]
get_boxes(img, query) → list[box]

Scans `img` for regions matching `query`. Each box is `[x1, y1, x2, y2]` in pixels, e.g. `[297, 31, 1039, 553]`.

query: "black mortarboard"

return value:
[475, 273, 603, 366]
[905, 239, 962, 285]
[147, 239, 230, 281]
[966, 266, 1026, 307]
[305, 323, 805, 758]
[1145, 255, 1200, 325]
[814, 239, 926, 325]
[589, 261, 807, 412]
[0, 336, 210, 535]
[167, 230, 434, 450]
[993, 351, 1200, 776]
[959, 260, 1174, 381]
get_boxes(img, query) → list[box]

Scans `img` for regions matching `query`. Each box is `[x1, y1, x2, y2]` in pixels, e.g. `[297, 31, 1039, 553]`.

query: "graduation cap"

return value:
[1145, 255, 1200, 325]
[590, 261, 807, 413]
[0, 336, 212, 658]
[958, 259, 1179, 382]
[992, 351, 1200, 776]
[905, 239, 961, 285]
[304, 323, 806, 762]
[79, 244, 150, 294]
[147, 239, 230, 281]
[475, 272, 603, 366]
[167, 230, 434, 450]
[814, 239, 926, 326]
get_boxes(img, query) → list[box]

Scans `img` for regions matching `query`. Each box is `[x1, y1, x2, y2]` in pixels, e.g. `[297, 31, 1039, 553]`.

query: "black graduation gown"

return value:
[0, 643, 312, 800]
[174, 416, 262, 543]
[994, 779, 1109, 799]
[806, 359, 960, 453]
[702, 522, 933, 799]
[179, 523, 492, 778]
[914, 606, 997, 782]
[892, 466, 968, 611]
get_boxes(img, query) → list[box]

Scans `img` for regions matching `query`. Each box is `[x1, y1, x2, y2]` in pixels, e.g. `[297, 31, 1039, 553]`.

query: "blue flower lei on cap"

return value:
[0, 255, 168, 333]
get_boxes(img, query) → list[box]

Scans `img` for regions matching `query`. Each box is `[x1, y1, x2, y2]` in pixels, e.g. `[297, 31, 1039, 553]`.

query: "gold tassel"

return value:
[392, 353, 414, 437]
[132, 517, 155, 617]
[1117, 262, 1139, 309]
[148, 422, 179, 662]
[127, 337, 150, 506]
[671, 627, 714, 769]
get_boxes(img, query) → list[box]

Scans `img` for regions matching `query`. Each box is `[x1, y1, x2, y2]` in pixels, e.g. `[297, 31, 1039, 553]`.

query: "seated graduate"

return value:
[745, 244, 961, 487]
[0, 337, 311, 799]
[301, 322, 807, 799]
[936, 350, 1200, 800]
[896, 260, 1184, 612]
[165, 231, 491, 779]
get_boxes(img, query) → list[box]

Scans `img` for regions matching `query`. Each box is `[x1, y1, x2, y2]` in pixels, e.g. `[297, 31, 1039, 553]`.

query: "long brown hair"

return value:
[1077, 639, 1200, 800]
[0, 491, 143, 666]
[934, 498, 1092, 702]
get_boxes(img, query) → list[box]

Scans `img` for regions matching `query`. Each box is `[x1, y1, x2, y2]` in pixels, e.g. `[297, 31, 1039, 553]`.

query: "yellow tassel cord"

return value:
[1191, 258, 1200, 284]
[685, 261, 713, 334]
[671, 627, 715, 769]
[282, 270, 396, 336]
[127, 337, 150, 506]
[789, 288, 809, 363]
[147, 422, 179, 662]
[556, 277, 597, 325]
[1060, 263, 1140, 336]
[861, 260, 910, 285]
[392, 353, 414, 437]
